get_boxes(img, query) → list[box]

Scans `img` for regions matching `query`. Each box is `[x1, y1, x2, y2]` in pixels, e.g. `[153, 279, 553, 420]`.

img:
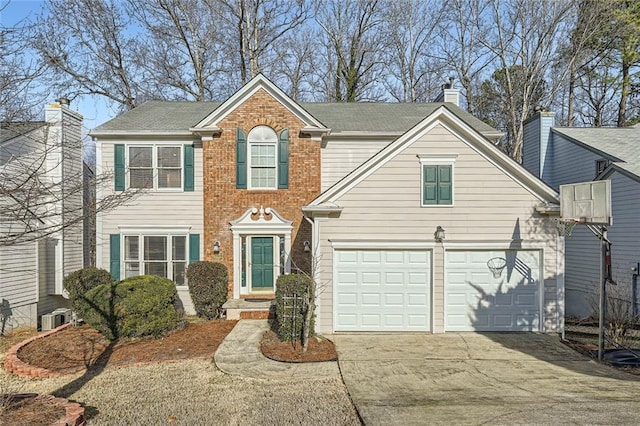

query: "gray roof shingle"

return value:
[552, 126, 640, 177]
[93, 100, 498, 136]
[1, 122, 47, 143]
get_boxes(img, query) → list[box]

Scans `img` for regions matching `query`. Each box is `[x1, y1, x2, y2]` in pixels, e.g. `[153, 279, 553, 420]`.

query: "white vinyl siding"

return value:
[97, 140, 203, 315]
[315, 124, 560, 334]
[321, 138, 392, 191]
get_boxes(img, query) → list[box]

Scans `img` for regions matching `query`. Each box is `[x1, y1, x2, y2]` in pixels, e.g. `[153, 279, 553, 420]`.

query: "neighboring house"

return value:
[0, 100, 83, 331]
[92, 75, 563, 333]
[523, 111, 640, 318]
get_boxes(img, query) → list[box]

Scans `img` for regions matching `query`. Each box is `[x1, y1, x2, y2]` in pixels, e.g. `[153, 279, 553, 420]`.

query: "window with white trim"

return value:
[248, 126, 278, 189]
[124, 235, 187, 285]
[128, 145, 182, 189]
[419, 155, 457, 206]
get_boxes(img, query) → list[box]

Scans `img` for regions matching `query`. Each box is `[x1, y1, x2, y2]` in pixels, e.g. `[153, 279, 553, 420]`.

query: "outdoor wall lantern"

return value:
[303, 240, 311, 252]
[434, 226, 445, 242]
[213, 240, 221, 254]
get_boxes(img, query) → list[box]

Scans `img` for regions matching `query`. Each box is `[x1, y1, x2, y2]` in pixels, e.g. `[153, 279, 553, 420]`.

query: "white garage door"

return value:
[445, 250, 540, 331]
[334, 249, 431, 331]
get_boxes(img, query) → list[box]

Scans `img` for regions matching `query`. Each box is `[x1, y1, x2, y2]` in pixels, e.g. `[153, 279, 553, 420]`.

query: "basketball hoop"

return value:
[487, 257, 507, 278]
[555, 218, 585, 237]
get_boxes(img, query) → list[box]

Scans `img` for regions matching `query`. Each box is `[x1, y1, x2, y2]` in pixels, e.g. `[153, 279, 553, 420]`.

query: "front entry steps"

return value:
[223, 298, 276, 320]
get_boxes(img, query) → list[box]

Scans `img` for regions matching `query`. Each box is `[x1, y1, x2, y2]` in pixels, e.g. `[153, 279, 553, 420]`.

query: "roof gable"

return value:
[192, 74, 325, 131]
[307, 105, 557, 208]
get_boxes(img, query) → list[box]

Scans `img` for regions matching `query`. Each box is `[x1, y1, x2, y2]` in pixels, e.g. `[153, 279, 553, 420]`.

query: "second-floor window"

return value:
[248, 126, 278, 189]
[129, 146, 182, 189]
[236, 126, 289, 190]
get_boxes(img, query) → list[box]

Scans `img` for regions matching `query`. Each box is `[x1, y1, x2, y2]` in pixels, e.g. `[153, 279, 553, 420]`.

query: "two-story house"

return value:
[92, 75, 563, 334]
[523, 111, 640, 318]
[0, 100, 83, 331]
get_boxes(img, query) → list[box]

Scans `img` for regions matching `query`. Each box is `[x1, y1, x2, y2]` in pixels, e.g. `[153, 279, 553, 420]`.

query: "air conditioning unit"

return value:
[41, 308, 72, 331]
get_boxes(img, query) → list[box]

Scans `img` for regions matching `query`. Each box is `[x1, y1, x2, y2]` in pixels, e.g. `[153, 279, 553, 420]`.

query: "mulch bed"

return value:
[16, 320, 238, 374]
[260, 329, 337, 362]
[0, 394, 66, 426]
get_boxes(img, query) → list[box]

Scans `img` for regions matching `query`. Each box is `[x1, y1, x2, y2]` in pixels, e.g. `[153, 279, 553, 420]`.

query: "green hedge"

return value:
[63, 267, 114, 316]
[82, 275, 183, 341]
[186, 261, 228, 319]
[275, 274, 314, 342]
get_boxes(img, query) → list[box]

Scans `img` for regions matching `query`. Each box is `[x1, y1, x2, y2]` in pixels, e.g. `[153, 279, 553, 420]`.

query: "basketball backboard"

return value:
[559, 180, 612, 225]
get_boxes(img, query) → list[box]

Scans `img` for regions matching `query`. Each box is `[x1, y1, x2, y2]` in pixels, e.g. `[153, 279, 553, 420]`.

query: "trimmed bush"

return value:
[275, 274, 314, 342]
[63, 267, 114, 316]
[82, 275, 183, 341]
[186, 261, 228, 319]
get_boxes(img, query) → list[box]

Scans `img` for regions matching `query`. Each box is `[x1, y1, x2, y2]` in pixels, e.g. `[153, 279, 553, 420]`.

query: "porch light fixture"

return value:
[303, 240, 311, 252]
[213, 240, 220, 254]
[434, 226, 445, 242]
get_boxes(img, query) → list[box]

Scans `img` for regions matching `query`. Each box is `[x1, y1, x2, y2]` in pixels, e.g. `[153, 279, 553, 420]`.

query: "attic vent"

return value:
[595, 159, 609, 177]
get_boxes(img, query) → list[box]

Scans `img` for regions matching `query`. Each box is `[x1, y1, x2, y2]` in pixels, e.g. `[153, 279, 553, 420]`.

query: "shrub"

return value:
[275, 274, 314, 342]
[82, 275, 183, 341]
[186, 261, 228, 319]
[63, 267, 114, 316]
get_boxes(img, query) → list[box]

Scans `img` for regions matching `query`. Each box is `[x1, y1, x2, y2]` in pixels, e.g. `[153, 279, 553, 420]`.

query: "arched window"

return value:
[247, 125, 278, 189]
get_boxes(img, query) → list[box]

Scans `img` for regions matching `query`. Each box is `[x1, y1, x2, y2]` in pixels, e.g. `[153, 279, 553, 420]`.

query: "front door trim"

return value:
[230, 206, 293, 297]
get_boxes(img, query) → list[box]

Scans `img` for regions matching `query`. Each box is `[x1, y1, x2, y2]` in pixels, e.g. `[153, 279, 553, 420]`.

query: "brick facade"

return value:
[202, 89, 321, 297]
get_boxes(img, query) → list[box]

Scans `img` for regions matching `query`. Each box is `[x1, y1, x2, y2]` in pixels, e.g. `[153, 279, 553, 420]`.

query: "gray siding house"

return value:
[0, 101, 83, 331]
[523, 111, 640, 317]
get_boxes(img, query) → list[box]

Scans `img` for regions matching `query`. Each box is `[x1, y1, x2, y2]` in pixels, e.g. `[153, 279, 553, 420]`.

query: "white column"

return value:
[233, 233, 242, 298]
[284, 233, 291, 273]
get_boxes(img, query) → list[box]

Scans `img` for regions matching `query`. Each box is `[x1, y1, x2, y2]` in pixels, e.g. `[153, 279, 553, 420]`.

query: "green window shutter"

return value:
[109, 234, 121, 281]
[184, 144, 194, 191]
[236, 128, 247, 189]
[438, 165, 452, 205]
[189, 234, 200, 263]
[423, 165, 438, 205]
[114, 144, 125, 191]
[278, 128, 289, 189]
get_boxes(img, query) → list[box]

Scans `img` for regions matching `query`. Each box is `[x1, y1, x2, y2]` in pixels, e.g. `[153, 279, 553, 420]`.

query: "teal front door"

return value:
[251, 237, 274, 289]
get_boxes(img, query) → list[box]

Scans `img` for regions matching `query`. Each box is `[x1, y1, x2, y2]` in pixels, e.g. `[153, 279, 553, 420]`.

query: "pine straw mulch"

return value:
[16, 320, 238, 374]
[0, 394, 67, 426]
[260, 328, 338, 362]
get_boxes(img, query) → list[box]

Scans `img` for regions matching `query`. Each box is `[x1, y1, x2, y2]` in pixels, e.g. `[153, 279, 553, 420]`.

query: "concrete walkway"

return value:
[333, 332, 640, 425]
[214, 320, 340, 379]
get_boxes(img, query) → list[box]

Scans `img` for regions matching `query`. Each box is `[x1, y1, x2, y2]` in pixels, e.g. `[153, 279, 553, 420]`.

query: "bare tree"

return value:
[477, 0, 575, 160]
[315, 0, 386, 102]
[270, 31, 320, 101]
[216, 0, 309, 85]
[381, 0, 446, 102]
[128, 0, 230, 101]
[0, 4, 45, 120]
[1, 121, 141, 246]
[435, 0, 496, 113]
[33, 0, 144, 110]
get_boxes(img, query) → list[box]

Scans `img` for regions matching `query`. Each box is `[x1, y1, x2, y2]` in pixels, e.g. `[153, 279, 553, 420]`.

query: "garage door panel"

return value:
[335, 249, 431, 332]
[445, 250, 540, 332]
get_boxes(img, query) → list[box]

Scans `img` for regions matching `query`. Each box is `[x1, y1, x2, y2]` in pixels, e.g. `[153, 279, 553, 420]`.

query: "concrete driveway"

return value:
[333, 333, 640, 425]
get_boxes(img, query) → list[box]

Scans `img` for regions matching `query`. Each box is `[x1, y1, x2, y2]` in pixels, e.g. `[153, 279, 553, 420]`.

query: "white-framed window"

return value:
[248, 126, 278, 189]
[123, 234, 187, 286]
[128, 145, 182, 189]
[419, 155, 457, 207]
